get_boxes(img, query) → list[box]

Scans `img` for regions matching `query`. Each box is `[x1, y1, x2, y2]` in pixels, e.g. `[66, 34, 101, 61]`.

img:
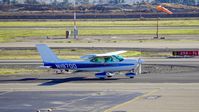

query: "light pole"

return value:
[73, 0, 78, 39]
[156, 11, 159, 39]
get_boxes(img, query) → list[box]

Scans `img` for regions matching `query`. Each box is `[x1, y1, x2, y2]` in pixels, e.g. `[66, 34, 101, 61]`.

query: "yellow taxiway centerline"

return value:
[104, 88, 160, 112]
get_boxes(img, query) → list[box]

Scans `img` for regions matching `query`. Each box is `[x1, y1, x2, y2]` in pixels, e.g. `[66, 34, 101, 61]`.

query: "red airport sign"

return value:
[173, 51, 199, 56]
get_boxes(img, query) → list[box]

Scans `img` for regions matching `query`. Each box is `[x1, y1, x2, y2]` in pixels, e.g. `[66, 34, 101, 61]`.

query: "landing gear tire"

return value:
[55, 71, 60, 74]
[125, 73, 136, 79]
[130, 77, 134, 79]
[107, 76, 112, 78]
[55, 70, 64, 74]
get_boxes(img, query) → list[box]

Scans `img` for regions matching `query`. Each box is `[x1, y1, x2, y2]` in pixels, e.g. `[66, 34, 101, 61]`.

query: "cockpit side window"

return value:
[90, 57, 105, 63]
[90, 55, 124, 63]
[105, 57, 113, 63]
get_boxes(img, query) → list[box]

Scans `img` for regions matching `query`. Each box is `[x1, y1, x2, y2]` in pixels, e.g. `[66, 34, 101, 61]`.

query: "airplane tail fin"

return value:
[36, 44, 59, 63]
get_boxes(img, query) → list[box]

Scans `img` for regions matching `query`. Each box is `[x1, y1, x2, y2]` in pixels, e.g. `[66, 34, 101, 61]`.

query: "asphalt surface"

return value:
[0, 70, 199, 84]
[0, 91, 142, 112]
[1, 58, 199, 66]
[0, 58, 199, 84]
[0, 58, 199, 112]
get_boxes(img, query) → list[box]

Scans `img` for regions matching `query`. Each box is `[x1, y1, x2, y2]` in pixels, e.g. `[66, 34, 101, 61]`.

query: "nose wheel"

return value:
[129, 76, 134, 78]
[107, 76, 112, 78]
[125, 72, 136, 79]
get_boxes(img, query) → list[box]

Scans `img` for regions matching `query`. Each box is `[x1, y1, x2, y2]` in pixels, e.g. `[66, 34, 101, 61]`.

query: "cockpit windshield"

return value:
[113, 55, 124, 61]
[90, 55, 124, 63]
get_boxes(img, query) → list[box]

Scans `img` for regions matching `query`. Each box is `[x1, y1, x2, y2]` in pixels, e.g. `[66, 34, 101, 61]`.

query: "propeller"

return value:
[137, 58, 143, 75]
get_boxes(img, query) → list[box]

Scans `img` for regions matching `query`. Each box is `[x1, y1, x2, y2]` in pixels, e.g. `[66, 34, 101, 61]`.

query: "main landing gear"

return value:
[55, 69, 64, 74]
[95, 72, 115, 79]
[55, 69, 69, 74]
[95, 72, 137, 79]
[95, 72, 107, 79]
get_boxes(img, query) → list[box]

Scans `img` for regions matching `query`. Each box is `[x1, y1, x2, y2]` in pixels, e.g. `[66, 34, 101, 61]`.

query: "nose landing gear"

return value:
[125, 72, 137, 78]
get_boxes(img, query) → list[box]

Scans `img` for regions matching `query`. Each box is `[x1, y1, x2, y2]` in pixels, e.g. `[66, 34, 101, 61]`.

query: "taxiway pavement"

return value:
[0, 90, 142, 112]
[0, 83, 199, 112]
[1, 58, 199, 66]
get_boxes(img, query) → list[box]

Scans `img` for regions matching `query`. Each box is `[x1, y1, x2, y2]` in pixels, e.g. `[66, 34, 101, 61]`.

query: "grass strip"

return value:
[1, 29, 198, 42]
[0, 68, 42, 75]
[0, 20, 199, 27]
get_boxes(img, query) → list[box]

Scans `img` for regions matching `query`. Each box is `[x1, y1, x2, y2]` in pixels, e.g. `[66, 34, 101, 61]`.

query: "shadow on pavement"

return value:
[0, 77, 119, 86]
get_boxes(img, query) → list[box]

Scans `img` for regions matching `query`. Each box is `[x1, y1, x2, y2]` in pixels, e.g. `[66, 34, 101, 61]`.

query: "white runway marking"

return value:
[0, 91, 12, 96]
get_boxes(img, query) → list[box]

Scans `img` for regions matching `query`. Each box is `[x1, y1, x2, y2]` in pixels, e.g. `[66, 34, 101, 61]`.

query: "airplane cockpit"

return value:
[90, 55, 124, 63]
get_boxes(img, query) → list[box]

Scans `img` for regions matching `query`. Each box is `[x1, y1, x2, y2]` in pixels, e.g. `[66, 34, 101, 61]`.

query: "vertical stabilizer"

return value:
[36, 44, 59, 63]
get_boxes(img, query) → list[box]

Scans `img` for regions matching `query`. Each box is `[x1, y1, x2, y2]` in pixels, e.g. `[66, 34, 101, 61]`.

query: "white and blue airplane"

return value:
[36, 44, 144, 79]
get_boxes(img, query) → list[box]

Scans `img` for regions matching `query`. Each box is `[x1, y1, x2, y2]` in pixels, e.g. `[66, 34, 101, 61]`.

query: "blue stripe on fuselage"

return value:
[44, 62, 134, 69]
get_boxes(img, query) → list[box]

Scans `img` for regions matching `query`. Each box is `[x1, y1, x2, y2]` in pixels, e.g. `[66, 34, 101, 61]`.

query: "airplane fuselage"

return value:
[44, 59, 137, 72]
[36, 44, 143, 78]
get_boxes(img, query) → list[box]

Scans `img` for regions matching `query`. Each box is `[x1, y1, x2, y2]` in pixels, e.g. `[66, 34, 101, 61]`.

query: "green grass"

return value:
[0, 19, 198, 42]
[0, 29, 64, 42]
[0, 68, 42, 75]
[122, 51, 142, 57]
[0, 20, 199, 27]
[0, 49, 171, 60]
[1, 29, 199, 42]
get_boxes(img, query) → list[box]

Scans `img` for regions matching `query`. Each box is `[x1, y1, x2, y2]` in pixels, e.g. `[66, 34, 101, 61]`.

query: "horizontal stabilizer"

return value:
[37, 66, 52, 69]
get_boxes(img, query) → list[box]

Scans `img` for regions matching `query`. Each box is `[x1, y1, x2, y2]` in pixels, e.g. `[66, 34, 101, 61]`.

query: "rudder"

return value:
[36, 44, 59, 63]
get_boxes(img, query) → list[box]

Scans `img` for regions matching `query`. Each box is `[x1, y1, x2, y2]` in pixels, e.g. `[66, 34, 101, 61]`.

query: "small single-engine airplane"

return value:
[36, 44, 144, 79]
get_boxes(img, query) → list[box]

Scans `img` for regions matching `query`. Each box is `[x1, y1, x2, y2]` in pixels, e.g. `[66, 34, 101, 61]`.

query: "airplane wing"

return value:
[102, 51, 127, 56]
[80, 51, 127, 60]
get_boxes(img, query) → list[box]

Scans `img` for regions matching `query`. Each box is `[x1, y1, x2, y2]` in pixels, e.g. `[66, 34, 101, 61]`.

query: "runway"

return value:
[1, 58, 199, 66]
[1, 58, 199, 112]
[0, 68, 198, 84]
[0, 57, 199, 84]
